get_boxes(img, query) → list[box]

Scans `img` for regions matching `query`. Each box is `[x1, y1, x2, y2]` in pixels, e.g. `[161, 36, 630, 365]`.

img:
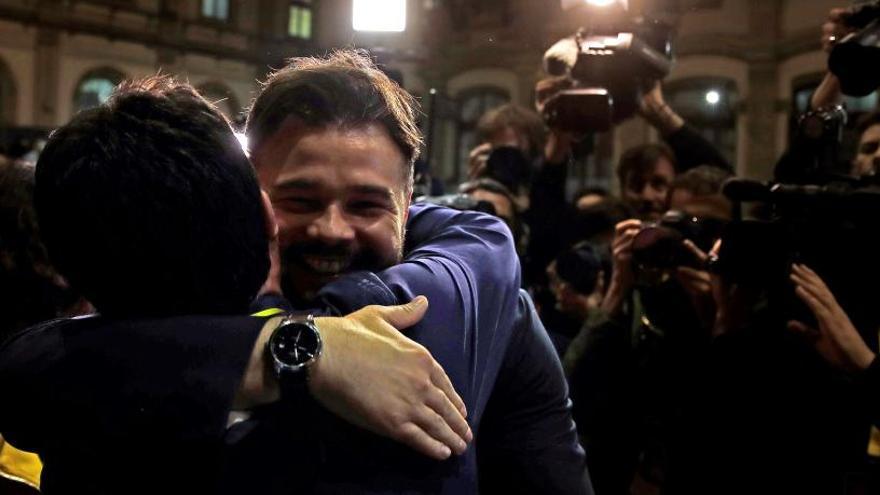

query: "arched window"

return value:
[665, 77, 739, 166]
[196, 82, 241, 123]
[455, 87, 510, 182]
[791, 73, 878, 165]
[73, 67, 125, 114]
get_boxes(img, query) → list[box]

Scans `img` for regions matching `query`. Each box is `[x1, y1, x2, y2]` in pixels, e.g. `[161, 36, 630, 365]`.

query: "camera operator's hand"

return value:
[810, 7, 857, 110]
[601, 219, 642, 317]
[467, 142, 492, 180]
[676, 240, 716, 329]
[788, 264, 876, 373]
[638, 82, 685, 137]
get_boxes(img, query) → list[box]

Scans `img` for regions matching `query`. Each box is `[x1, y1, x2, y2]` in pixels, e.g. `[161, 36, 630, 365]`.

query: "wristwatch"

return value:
[266, 314, 323, 397]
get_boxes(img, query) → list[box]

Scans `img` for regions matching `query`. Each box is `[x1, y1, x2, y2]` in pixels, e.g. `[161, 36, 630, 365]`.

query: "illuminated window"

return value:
[665, 77, 739, 165]
[288, 1, 312, 39]
[73, 68, 125, 114]
[353, 0, 406, 32]
[202, 0, 229, 21]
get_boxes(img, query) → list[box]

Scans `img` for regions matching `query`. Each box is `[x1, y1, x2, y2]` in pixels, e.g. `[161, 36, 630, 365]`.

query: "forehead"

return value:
[626, 156, 675, 183]
[860, 123, 880, 145]
[254, 120, 407, 191]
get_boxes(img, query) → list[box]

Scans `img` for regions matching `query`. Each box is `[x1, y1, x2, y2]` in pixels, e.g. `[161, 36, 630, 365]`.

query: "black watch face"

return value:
[270, 322, 320, 367]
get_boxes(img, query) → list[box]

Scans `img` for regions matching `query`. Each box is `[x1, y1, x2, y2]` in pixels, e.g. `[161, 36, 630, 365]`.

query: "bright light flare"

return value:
[353, 0, 406, 32]
[586, 0, 619, 6]
[705, 90, 721, 105]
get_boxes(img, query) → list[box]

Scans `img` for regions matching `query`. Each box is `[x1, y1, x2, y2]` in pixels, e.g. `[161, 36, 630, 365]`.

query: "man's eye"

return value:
[277, 198, 320, 211]
[860, 142, 880, 155]
[349, 201, 385, 212]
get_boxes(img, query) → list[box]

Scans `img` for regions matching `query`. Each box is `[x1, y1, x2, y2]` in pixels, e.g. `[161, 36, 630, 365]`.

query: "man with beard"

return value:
[243, 50, 589, 494]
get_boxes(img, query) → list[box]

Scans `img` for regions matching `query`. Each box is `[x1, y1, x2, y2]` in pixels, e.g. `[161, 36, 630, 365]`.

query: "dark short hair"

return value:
[670, 165, 733, 197]
[616, 143, 676, 191]
[856, 110, 880, 137]
[35, 76, 269, 317]
[246, 49, 422, 181]
[477, 104, 546, 159]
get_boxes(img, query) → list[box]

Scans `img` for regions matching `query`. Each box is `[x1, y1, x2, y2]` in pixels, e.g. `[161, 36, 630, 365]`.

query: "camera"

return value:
[829, 0, 880, 97]
[541, 17, 674, 133]
[630, 210, 724, 285]
[715, 176, 880, 335]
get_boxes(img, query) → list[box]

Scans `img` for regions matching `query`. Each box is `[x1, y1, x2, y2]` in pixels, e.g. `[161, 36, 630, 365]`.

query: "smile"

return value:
[302, 255, 352, 274]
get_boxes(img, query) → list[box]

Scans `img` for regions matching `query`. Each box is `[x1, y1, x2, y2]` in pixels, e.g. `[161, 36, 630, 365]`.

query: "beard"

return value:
[280, 239, 402, 302]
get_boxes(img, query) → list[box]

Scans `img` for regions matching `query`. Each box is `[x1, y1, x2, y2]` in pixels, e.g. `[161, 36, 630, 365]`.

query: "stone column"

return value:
[33, 27, 60, 127]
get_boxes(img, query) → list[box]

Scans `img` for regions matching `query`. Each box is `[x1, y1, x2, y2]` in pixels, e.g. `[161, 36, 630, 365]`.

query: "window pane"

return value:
[202, 0, 229, 20]
[75, 78, 119, 112]
[289, 6, 313, 38]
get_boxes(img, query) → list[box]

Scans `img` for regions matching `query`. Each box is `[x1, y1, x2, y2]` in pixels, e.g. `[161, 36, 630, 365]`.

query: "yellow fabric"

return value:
[868, 427, 880, 457]
[0, 436, 41, 489]
[251, 307, 286, 318]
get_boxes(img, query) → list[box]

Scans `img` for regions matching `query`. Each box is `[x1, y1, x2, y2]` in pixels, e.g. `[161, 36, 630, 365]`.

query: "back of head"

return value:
[671, 165, 733, 197]
[35, 76, 268, 317]
[246, 49, 422, 182]
[477, 103, 546, 160]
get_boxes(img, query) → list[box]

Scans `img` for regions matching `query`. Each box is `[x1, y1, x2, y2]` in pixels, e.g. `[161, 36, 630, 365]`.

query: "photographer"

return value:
[776, 5, 880, 183]
[565, 165, 732, 495]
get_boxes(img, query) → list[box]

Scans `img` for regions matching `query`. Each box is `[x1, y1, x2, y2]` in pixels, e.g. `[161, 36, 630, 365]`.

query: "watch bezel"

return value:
[267, 314, 323, 377]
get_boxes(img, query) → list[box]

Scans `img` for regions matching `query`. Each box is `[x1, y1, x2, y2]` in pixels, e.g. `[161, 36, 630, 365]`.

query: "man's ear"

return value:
[260, 189, 278, 242]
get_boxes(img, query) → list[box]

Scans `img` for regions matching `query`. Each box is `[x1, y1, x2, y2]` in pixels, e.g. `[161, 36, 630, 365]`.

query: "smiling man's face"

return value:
[252, 119, 410, 300]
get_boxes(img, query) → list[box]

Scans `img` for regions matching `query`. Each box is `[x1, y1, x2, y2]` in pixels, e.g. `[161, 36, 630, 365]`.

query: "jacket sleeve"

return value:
[313, 203, 522, 418]
[476, 291, 592, 495]
[664, 124, 734, 173]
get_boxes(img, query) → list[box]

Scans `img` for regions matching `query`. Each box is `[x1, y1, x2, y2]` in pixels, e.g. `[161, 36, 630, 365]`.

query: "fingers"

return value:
[793, 285, 833, 322]
[682, 239, 709, 264]
[375, 296, 429, 330]
[787, 320, 819, 339]
[413, 404, 468, 456]
[614, 219, 642, 237]
[395, 422, 454, 461]
[425, 385, 472, 446]
[790, 264, 836, 307]
[431, 361, 467, 419]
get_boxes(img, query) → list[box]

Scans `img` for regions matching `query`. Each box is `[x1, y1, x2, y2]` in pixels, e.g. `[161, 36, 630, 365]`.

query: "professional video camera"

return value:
[715, 175, 880, 336]
[829, 0, 880, 97]
[541, 5, 674, 133]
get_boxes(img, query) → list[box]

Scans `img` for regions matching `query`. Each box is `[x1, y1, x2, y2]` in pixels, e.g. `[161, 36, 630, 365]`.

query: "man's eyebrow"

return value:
[349, 185, 395, 201]
[273, 178, 318, 193]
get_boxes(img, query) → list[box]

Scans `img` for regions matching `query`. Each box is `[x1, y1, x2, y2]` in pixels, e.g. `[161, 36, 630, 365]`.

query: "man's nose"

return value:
[309, 204, 355, 243]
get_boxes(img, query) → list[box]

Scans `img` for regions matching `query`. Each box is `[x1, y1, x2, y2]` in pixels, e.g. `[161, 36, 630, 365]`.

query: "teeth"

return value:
[303, 256, 350, 274]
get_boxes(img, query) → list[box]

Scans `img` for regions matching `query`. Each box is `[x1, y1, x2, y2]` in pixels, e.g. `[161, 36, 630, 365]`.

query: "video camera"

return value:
[714, 176, 880, 335]
[541, 13, 674, 133]
[829, 0, 880, 97]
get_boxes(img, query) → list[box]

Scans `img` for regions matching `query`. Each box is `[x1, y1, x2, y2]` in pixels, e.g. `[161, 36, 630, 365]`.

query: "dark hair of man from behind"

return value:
[671, 164, 734, 196]
[855, 110, 880, 136]
[246, 49, 422, 181]
[616, 143, 677, 190]
[477, 103, 547, 160]
[34, 76, 269, 317]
